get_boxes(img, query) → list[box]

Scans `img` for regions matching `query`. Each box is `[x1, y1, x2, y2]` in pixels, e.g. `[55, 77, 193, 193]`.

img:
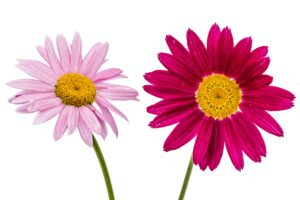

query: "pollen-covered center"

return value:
[196, 74, 242, 119]
[55, 73, 96, 107]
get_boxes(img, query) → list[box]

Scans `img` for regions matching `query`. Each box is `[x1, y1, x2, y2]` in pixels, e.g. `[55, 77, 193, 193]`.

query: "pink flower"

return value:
[144, 23, 295, 170]
[8, 33, 138, 146]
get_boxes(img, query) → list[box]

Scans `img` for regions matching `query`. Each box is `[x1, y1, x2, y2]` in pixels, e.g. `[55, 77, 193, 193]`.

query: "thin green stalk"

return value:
[92, 135, 115, 200]
[178, 156, 194, 200]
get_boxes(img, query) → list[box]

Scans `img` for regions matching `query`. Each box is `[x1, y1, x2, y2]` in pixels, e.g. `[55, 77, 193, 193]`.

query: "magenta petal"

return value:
[245, 46, 268, 66]
[232, 113, 265, 162]
[149, 103, 198, 128]
[241, 75, 273, 90]
[193, 117, 214, 165]
[207, 23, 221, 68]
[237, 57, 270, 82]
[143, 85, 193, 99]
[240, 103, 283, 136]
[144, 70, 195, 91]
[217, 27, 233, 73]
[163, 111, 204, 151]
[147, 97, 195, 114]
[222, 118, 244, 171]
[227, 37, 252, 76]
[186, 29, 210, 75]
[53, 106, 68, 141]
[157, 53, 198, 84]
[207, 120, 224, 171]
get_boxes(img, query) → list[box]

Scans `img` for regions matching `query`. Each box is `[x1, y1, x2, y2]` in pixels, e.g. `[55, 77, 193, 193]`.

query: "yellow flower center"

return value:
[196, 74, 242, 119]
[55, 73, 96, 107]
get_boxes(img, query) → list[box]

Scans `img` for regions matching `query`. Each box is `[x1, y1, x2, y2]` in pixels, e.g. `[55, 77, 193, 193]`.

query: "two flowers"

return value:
[7, 23, 294, 199]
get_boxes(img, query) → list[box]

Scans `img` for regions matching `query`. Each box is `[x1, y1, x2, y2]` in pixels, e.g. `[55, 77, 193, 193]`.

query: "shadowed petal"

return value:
[147, 97, 195, 114]
[241, 75, 273, 90]
[143, 85, 193, 99]
[217, 27, 233, 73]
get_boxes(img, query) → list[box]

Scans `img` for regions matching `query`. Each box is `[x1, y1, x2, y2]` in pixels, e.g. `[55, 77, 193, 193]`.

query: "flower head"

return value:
[8, 33, 138, 146]
[144, 24, 295, 170]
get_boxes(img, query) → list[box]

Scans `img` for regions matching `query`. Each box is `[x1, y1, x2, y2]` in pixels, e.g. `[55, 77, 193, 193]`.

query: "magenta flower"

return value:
[8, 33, 138, 146]
[8, 33, 138, 200]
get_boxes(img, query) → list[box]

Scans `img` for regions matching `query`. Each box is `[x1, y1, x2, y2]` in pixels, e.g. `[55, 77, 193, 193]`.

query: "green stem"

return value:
[92, 135, 115, 200]
[178, 156, 194, 200]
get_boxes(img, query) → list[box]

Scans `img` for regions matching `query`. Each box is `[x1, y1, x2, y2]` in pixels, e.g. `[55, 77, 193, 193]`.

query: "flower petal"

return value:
[29, 97, 61, 112]
[92, 68, 124, 82]
[67, 106, 79, 134]
[70, 32, 82, 72]
[77, 118, 93, 146]
[193, 117, 214, 165]
[98, 84, 138, 101]
[7, 79, 54, 92]
[163, 111, 204, 151]
[85, 43, 109, 77]
[17, 59, 57, 84]
[9, 92, 54, 104]
[45, 36, 64, 76]
[207, 23, 221, 68]
[241, 75, 273, 90]
[143, 85, 193, 99]
[56, 34, 71, 73]
[186, 29, 210, 75]
[216, 27, 233, 73]
[97, 103, 118, 136]
[149, 103, 198, 128]
[36, 46, 49, 63]
[53, 106, 68, 141]
[96, 97, 128, 121]
[246, 46, 268, 66]
[240, 103, 283, 136]
[223, 118, 244, 171]
[33, 104, 63, 125]
[207, 120, 225, 171]
[79, 106, 101, 135]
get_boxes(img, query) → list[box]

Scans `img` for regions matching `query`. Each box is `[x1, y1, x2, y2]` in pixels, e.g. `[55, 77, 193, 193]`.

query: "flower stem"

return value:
[92, 135, 115, 200]
[178, 156, 194, 200]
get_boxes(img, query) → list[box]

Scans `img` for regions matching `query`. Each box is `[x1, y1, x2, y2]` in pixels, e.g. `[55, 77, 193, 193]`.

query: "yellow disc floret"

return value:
[55, 73, 96, 107]
[196, 74, 242, 119]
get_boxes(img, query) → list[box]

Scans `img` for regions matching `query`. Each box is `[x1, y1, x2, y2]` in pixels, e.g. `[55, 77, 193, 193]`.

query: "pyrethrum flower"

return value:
[8, 33, 138, 200]
[144, 24, 295, 171]
[8, 33, 138, 146]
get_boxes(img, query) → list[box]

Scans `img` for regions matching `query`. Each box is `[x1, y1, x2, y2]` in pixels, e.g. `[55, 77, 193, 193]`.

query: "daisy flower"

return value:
[144, 24, 294, 199]
[8, 33, 138, 200]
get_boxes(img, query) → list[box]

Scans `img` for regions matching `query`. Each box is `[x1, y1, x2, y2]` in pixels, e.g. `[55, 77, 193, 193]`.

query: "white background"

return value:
[0, 0, 299, 199]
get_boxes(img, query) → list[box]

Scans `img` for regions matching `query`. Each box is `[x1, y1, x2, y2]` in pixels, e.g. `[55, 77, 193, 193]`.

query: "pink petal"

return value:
[98, 84, 138, 101]
[53, 106, 68, 141]
[28, 97, 61, 112]
[232, 113, 264, 162]
[207, 120, 224, 171]
[96, 97, 128, 121]
[147, 97, 196, 114]
[45, 36, 64, 76]
[193, 117, 214, 165]
[92, 108, 108, 139]
[16, 102, 36, 113]
[36, 46, 49, 63]
[80, 43, 102, 74]
[17, 59, 57, 84]
[79, 106, 101, 135]
[70, 32, 82, 72]
[149, 103, 198, 128]
[33, 104, 64, 125]
[216, 27, 233, 73]
[240, 103, 283, 136]
[7, 79, 54, 92]
[157, 53, 198, 84]
[97, 103, 118, 136]
[77, 118, 93, 146]
[9, 91, 53, 104]
[207, 23, 221, 68]
[67, 106, 79, 134]
[85, 43, 109, 77]
[92, 68, 124, 82]
[163, 111, 204, 151]
[56, 34, 71, 73]
[144, 70, 195, 91]
[240, 75, 273, 90]
[222, 118, 244, 171]
[143, 85, 192, 99]
[186, 29, 210, 75]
